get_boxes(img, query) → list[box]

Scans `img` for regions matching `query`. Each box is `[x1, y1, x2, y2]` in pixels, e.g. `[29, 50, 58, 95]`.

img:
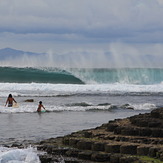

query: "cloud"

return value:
[0, 0, 162, 67]
[0, 0, 163, 36]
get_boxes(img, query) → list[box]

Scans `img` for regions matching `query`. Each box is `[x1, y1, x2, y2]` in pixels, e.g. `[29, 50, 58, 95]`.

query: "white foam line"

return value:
[0, 83, 162, 97]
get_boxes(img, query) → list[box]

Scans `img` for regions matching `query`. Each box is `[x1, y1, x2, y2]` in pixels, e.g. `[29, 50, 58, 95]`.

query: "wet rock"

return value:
[35, 108, 163, 163]
[39, 154, 52, 163]
[24, 99, 34, 102]
[114, 126, 123, 134]
[46, 145, 55, 154]
[91, 152, 110, 162]
[120, 144, 137, 155]
[158, 149, 163, 161]
[139, 128, 152, 136]
[92, 142, 105, 151]
[66, 149, 81, 157]
[78, 151, 93, 160]
[84, 131, 92, 138]
[106, 123, 118, 132]
[151, 108, 163, 119]
[151, 129, 163, 137]
[121, 127, 139, 136]
[137, 145, 151, 156]
[119, 156, 139, 163]
[63, 137, 71, 145]
[105, 143, 121, 153]
[50, 148, 69, 155]
[110, 154, 121, 163]
[77, 140, 93, 150]
[69, 138, 79, 147]
[11, 143, 23, 148]
[148, 121, 161, 127]
[149, 147, 160, 157]
[136, 119, 149, 127]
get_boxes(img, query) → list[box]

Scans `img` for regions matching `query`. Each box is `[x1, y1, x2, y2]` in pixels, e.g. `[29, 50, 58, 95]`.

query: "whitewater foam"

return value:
[0, 146, 40, 163]
[0, 102, 155, 114]
[0, 83, 162, 97]
[131, 103, 157, 110]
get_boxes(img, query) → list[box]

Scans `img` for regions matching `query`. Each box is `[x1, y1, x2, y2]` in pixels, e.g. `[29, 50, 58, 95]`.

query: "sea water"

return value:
[0, 67, 162, 162]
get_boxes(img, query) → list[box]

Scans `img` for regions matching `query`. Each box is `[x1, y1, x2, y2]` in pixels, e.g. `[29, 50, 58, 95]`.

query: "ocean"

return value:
[0, 67, 162, 162]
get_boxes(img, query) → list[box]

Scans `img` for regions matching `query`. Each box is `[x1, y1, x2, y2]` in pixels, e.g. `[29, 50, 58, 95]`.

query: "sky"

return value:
[0, 0, 163, 68]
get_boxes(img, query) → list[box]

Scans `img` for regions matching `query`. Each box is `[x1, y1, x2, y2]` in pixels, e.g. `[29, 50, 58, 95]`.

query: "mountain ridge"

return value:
[0, 47, 42, 59]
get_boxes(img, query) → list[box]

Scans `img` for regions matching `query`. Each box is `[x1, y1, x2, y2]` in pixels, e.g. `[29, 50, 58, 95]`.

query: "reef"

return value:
[36, 108, 163, 163]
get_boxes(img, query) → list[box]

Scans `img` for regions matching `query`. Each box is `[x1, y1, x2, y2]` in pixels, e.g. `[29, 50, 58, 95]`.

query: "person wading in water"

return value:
[5, 94, 17, 107]
[37, 101, 46, 112]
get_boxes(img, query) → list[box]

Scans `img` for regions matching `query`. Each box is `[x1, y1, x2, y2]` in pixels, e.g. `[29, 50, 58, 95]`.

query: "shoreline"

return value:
[35, 107, 163, 163]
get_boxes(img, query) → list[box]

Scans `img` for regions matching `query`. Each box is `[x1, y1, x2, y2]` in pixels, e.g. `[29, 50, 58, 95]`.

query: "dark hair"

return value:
[39, 101, 42, 104]
[9, 94, 12, 98]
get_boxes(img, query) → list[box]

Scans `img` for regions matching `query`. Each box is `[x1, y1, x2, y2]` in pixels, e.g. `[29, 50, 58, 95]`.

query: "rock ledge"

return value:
[37, 108, 163, 162]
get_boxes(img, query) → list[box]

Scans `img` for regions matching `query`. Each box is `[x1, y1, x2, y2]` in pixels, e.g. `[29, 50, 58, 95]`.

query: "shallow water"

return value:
[0, 94, 156, 144]
[0, 93, 161, 162]
[0, 108, 148, 143]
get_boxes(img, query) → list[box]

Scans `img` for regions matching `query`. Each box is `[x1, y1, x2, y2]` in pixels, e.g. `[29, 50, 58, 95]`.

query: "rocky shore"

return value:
[36, 108, 163, 163]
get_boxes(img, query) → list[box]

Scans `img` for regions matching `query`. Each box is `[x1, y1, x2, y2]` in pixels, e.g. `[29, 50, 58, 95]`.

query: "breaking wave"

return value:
[0, 67, 163, 85]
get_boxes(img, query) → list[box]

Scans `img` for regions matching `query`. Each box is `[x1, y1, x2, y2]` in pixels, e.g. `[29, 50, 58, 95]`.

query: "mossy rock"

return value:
[139, 156, 163, 163]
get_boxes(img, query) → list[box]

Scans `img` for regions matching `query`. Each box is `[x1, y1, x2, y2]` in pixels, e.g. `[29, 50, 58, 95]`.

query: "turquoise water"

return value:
[0, 67, 83, 84]
[0, 67, 163, 84]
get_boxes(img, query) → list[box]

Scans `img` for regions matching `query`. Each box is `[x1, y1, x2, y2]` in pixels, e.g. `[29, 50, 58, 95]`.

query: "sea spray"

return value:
[68, 68, 163, 84]
[0, 146, 40, 163]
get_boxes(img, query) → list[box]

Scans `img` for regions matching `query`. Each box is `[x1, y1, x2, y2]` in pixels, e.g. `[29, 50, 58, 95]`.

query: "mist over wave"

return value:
[70, 68, 163, 84]
[0, 46, 163, 68]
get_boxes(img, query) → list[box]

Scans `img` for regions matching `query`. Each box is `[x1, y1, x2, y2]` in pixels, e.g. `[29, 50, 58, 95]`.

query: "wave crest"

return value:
[0, 67, 84, 84]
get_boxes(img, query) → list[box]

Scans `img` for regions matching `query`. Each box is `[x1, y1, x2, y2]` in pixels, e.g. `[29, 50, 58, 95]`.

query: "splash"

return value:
[0, 146, 40, 163]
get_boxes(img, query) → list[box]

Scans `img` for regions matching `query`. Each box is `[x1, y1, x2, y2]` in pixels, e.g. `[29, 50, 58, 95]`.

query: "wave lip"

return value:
[0, 67, 84, 84]
[0, 67, 163, 85]
[69, 68, 163, 85]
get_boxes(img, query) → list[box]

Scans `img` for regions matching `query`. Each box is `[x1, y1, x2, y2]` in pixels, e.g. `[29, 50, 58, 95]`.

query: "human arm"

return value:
[13, 98, 17, 103]
[5, 98, 9, 106]
[42, 105, 46, 110]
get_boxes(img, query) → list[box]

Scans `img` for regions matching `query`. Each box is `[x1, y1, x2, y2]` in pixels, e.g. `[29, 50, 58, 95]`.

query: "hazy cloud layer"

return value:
[0, 0, 162, 67]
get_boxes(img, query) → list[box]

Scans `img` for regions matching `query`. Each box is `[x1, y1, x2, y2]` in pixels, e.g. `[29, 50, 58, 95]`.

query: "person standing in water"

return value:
[37, 101, 46, 112]
[5, 94, 17, 107]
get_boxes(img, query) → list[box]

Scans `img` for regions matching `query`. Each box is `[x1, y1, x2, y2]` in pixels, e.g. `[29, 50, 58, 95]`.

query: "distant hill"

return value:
[0, 48, 42, 60]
